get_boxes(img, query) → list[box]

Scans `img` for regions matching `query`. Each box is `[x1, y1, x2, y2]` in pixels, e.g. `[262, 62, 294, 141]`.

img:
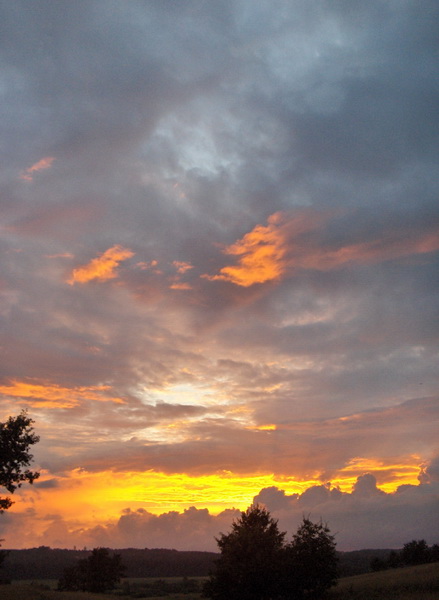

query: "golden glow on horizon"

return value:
[0, 380, 125, 408]
[68, 245, 134, 284]
[338, 456, 422, 492]
[13, 460, 423, 530]
[17, 469, 323, 523]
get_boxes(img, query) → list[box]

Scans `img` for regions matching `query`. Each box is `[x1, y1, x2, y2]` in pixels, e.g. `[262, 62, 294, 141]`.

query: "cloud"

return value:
[3, 475, 438, 552]
[253, 477, 439, 551]
[0, 0, 438, 552]
[205, 210, 439, 287]
[204, 212, 289, 286]
[19, 157, 55, 181]
[68, 245, 135, 284]
[0, 380, 125, 408]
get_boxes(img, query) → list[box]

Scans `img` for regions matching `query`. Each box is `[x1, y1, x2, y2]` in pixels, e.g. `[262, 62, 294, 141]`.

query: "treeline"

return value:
[0, 546, 217, 580]
[371, 539, 439, 571]
[1, 543, 436, 581]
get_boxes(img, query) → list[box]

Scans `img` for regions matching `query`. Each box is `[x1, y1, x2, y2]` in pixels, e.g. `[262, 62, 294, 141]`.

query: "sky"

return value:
[0, 0, 438, 552]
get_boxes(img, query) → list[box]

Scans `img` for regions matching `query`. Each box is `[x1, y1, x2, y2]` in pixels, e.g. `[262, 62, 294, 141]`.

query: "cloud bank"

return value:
[0, 0, 438, 550]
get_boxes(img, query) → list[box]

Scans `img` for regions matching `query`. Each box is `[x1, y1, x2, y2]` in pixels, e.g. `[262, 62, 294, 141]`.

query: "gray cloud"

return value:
[1, 0, 438, 550]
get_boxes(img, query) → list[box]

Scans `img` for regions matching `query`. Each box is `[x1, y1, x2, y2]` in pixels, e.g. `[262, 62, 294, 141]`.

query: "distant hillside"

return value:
[1, 547, 218, 580]
[0, 546, 396, 581]
[337, 548, 394, 577]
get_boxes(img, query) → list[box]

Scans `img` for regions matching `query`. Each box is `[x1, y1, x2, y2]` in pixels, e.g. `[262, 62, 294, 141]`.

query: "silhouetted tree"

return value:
[431, 544, 439, 563]
[203, 507, 338, 600]
[203, 504, 286, 600]
[371, 540, 439, 572]
[58, 547, 125, 593]
[0, 542, 8, 571]
[401, 539, 431, 566]
[281, 517, 338, 599]
[0, 411, 40, 513]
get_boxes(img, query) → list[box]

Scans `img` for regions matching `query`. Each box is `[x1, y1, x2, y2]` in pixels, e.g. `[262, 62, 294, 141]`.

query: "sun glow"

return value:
[15, 469, 324, 526]
[13, 458, 423, 531]
[337, 456, 422, 492]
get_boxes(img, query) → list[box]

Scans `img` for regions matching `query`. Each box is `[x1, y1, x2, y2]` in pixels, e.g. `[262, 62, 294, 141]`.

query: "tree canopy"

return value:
[58, 547, 125, 593]
[0, 411, 40, 513]
[204, 505, 286, 600]
[203, 505, 338, 600]
[282, 517, 338, 599]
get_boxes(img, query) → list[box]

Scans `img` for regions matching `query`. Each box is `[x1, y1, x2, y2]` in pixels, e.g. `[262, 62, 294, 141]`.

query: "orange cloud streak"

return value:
[299, 230, 439, 271]
[205, 211, 439, 287]
[68, 245, 134, 284]
[20, 156, 55, 181]
[0, 380, 125, 408]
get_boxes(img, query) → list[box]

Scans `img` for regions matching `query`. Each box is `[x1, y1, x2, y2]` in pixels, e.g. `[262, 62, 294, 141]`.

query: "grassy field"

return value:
[328, 562, 439, 599]
[0, 583, 124, 600]
[0, 578, 205, 600]
[0, 563, 438, 599]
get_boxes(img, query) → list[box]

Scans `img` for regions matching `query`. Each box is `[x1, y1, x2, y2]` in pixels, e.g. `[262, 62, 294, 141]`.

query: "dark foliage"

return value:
[0, 546, 8, 572]
[0, 546, 218, 580]
[203, 506, 338, 600]
[338, 549, 392, 577]
[401, 539, 431, 565]
[0, 411, 40, 513]
[57, 547, 125, 593]
[281, 517, 338, 599]
[204, 505, 286, 600]
[370, 539, 439, 571]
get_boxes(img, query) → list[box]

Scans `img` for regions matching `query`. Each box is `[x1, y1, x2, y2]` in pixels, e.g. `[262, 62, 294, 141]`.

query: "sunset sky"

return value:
[1, 0, 438, 552]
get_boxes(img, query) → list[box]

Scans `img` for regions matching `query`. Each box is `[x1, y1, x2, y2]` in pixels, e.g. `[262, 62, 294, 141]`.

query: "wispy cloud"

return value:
[0, 380, 125, 408]
[68, 245, 134, 284]
[205, 211, 439, 286]
[20, 157, 55, 181]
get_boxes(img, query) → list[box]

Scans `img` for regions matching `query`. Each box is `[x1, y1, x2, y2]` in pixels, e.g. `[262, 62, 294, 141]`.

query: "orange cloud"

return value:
[172, 261, 193, 274]
[170, 282, 192, 290]
[0, 380, 125, 408]
[68, 245, 134, 284]
[205, 211, 439, 286]
[205, 212, 289, 286]
[20, 156, 55, 181]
